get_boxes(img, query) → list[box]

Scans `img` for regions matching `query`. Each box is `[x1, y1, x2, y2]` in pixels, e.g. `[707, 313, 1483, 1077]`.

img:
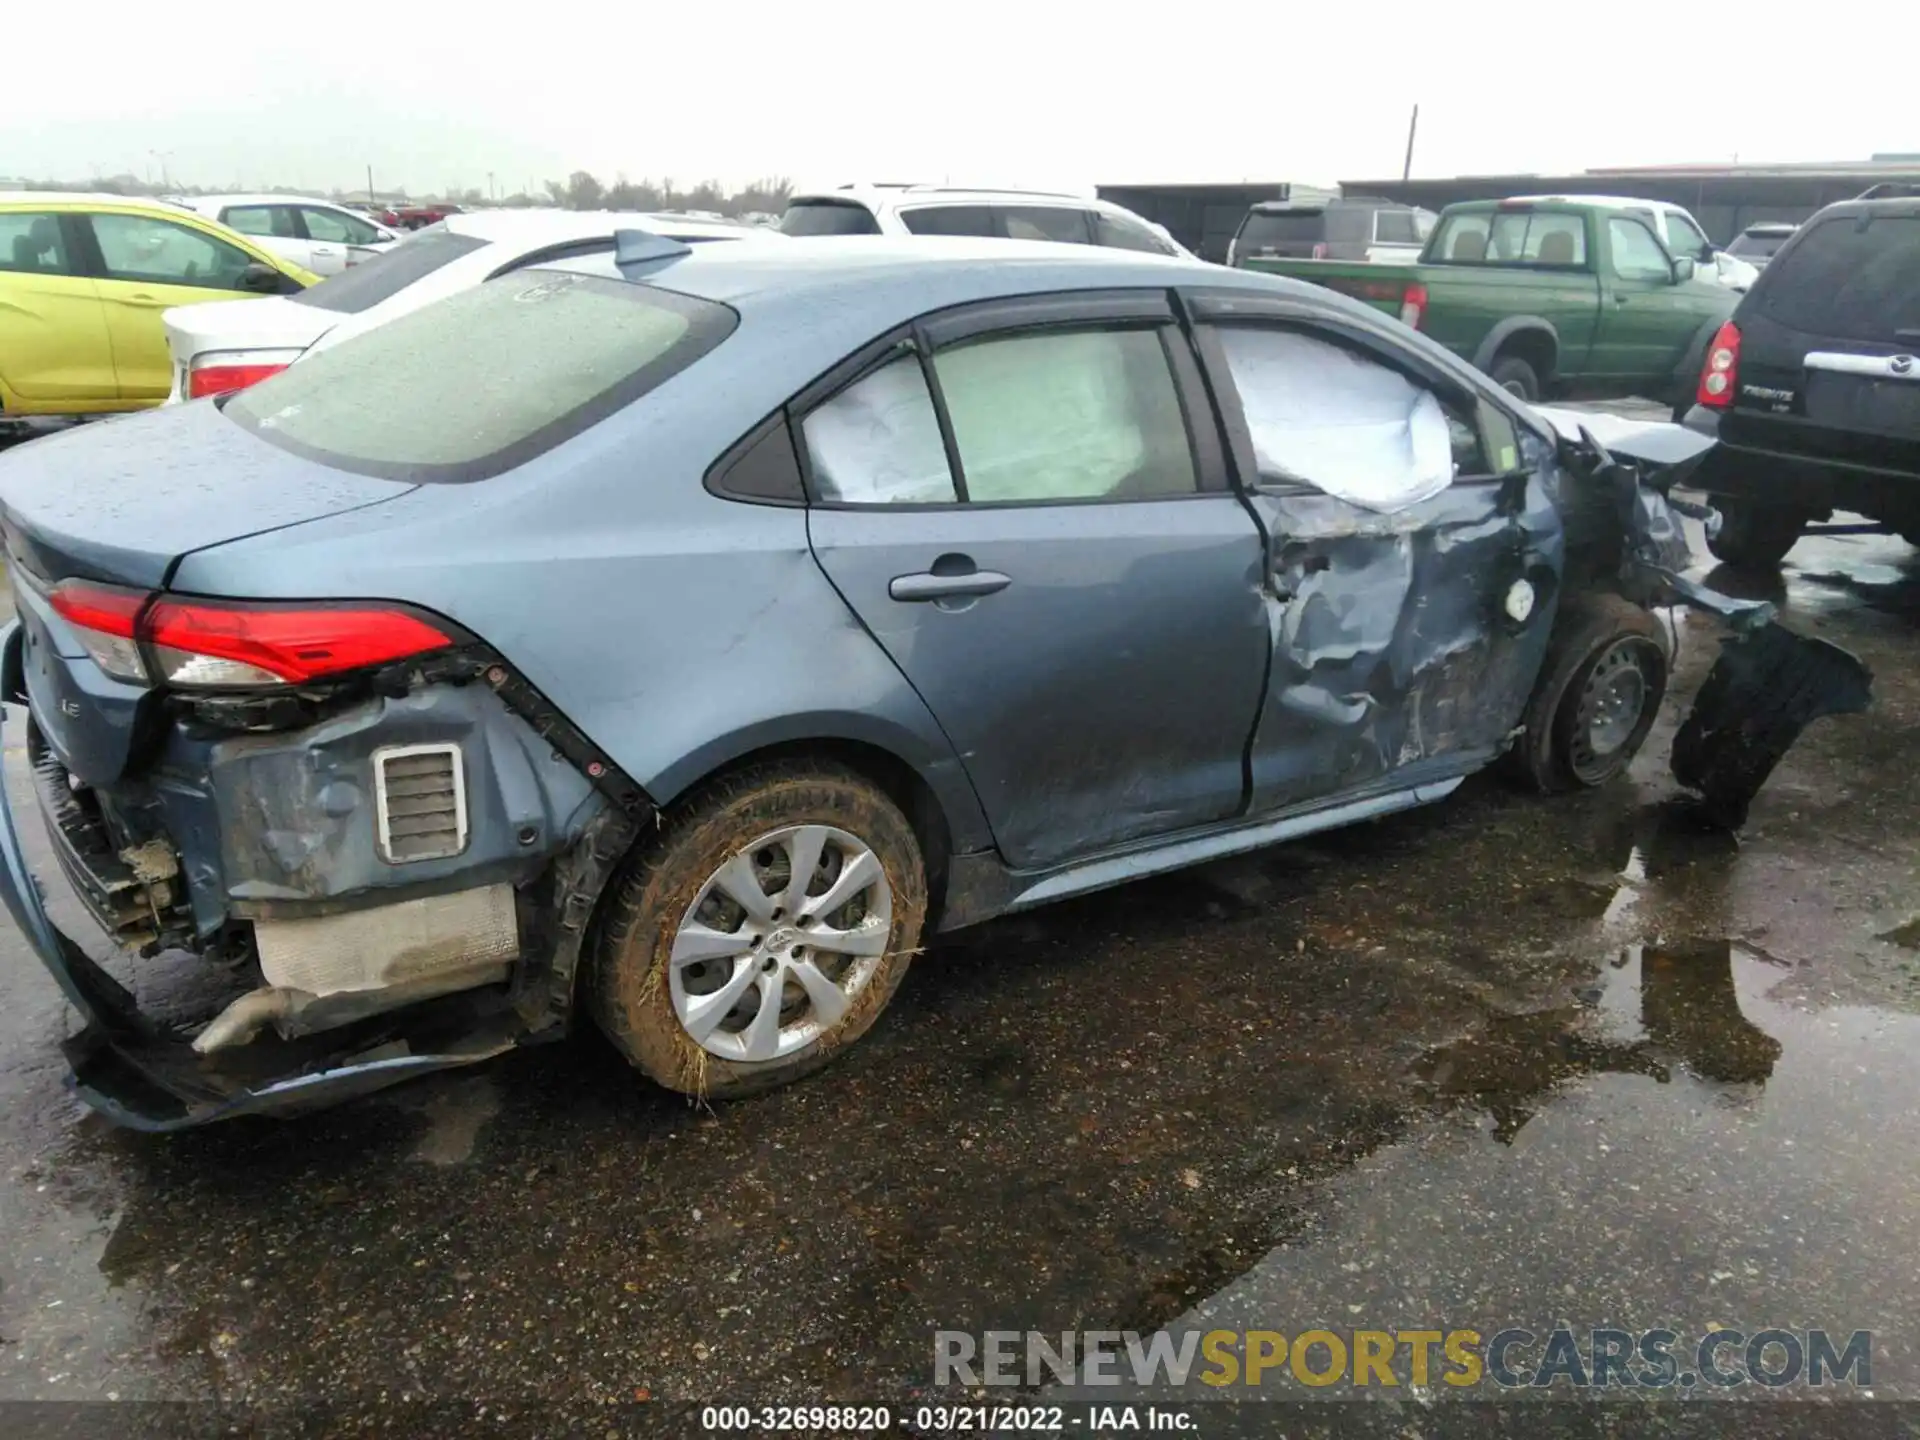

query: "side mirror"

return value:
[1672, 256, 1696, 284]
[240, 261, 284, 294]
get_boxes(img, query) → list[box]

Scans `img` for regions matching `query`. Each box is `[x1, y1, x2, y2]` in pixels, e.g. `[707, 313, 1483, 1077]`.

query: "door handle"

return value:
[1613, 295, 1631, 306]
[123, 294, 168, 308]
[889, 567, 1011, 603]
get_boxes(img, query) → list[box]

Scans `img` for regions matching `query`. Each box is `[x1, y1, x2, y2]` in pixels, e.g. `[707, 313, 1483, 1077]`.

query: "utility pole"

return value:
[488, 171, 496, 202]
[367, 163, 375, 203]
[1402, 104, 1419, 182]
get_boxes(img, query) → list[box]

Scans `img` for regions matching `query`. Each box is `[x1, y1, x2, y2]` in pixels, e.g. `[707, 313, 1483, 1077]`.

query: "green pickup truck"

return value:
[1237, 197, 1737, 409]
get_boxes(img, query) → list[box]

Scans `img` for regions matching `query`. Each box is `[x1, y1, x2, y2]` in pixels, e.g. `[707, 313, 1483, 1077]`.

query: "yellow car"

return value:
[0, 193, 318, 419]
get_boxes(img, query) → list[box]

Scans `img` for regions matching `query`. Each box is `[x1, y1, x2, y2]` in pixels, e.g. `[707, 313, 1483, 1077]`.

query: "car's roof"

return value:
[1500, 193, 1678, 212]
[178, 193, 349, 208]
[789, 184, 1131, 213]
[0, 190, 202, 211]
[1797, 196, 1920, 222]
[442, 208, 774, 244]
[1742, 221, 1799, 235]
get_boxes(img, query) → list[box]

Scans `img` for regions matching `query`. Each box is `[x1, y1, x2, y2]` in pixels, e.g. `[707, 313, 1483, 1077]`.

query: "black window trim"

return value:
[783, 288, 1230, 513]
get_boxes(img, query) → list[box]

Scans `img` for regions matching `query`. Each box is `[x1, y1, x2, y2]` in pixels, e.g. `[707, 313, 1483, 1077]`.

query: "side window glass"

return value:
[1668, 213, 1712, 261]
[934, 328, 1195, 502]
[899, 206, 996, 237]
[222, 205, 280, 238]
[1214, 326, 1453, 511]
[1373, 209, 1420, 245]
[1609, 218, 1673, 282]
[90, 214, 258, 290]
[0, 212, 75, 275]
[303, 207, 381, 246]
[997, 207, 1091, 245]
[1093, 212, 1174, 254]
[1477, 401, 1522, 475]
[801, 354, 957, 504]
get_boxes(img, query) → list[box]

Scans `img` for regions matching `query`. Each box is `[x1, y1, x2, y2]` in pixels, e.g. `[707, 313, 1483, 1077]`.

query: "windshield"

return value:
[779, 200, 883, 236]
[231, 270, 736, 481]
[1756, 214, 1920, 340]
[291, 226, 488, 315]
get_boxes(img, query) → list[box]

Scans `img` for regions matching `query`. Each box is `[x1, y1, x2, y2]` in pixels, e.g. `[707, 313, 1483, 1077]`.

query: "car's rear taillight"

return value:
[1311, 241, 1329, 259]
[48, 581, 148, 683]
[1696, 320, 1741, 408]
[48, 581, 455, 689]
[188, 360, 289, 399]
[1398, 282, 1429, 331]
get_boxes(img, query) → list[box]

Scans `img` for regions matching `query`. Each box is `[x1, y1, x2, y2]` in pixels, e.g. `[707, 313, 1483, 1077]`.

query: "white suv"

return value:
[778, 185, 1190, 257]
[170, 194, 402, 276]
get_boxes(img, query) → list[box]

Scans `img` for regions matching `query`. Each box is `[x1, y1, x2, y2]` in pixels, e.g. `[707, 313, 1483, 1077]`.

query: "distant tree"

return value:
[563, 170, 606, 210]
[605, 174, 664, 212]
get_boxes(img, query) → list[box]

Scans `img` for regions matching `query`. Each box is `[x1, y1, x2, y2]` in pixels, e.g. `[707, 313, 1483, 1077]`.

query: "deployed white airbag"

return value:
[1219, 327, 1454, 512]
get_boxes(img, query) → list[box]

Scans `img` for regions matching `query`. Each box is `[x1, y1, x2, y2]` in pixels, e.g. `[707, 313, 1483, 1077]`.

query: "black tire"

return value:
[1705, 498, 1807, 571]
[1509, 593, 1669, 793]
[1488, 355, 1541, 402]
[590, 760, 927, 1099]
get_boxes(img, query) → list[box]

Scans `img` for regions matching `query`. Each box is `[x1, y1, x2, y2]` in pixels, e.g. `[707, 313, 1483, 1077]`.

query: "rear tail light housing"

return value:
[1311, 241, 1329, 259]
[1399, 282, 1429, 331]
[186, 348, 301, 399]
[48, 580, 456, 690]
[1696, 321, 1741, 408]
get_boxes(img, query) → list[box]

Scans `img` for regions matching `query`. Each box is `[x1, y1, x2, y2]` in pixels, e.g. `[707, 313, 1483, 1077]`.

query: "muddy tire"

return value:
[1488, 355, 1541, 402]
[590, 760, 926, 1099]
[1509, 593, 1669, 793]
[1705, 498, 1806, 571]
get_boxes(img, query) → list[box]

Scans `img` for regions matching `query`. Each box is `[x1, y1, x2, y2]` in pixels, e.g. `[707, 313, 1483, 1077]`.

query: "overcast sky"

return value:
[6, 3, 1913, 197]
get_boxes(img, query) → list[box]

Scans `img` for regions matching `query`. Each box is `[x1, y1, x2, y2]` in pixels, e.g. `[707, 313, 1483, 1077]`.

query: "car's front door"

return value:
[801, 293, 1271, 870]
[1591, 215, 1696, 389]
[0, 210, 115, 407]
[81, 211, 270, 401]
[1185, 292, 1562, 814]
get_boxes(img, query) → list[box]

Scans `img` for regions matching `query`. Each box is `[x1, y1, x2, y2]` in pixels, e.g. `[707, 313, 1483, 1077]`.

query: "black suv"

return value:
[1685, 194, 1920, 568]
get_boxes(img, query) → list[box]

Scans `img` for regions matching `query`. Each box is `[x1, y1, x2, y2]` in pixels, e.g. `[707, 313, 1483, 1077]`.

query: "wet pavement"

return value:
[2, 507, 1919, 1435]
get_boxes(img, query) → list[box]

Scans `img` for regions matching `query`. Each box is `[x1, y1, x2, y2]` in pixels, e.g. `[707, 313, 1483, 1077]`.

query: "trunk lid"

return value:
[0, 400, 414, 589]
[0, 402, 416, 782]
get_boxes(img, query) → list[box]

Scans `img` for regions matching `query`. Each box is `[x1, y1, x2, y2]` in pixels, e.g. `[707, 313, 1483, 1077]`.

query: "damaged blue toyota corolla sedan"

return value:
[0, 235, 1873, 1129]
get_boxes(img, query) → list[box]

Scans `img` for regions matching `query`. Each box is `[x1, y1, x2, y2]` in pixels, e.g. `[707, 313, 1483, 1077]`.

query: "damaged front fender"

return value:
[1542, 409, 1874, 825]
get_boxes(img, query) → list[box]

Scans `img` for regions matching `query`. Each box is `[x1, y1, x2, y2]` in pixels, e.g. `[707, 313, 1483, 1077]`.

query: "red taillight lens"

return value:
[49, 580, 148, 683]
[1696, 320, 1740, 408]
[48, 581, 454, 689]
[1399, 282, 1429, 331]
[189, 362, 289, 399]
[144, 600, 455, 687]
[1311, 241, 1329, 259]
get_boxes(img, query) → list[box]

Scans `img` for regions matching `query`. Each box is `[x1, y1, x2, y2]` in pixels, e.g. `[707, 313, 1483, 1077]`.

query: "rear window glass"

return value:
[1727, 229, 1793, 260]
[779, 201, 882, 236]
[1757, 214, 1920, 340]
[1373, 209, 1421, 244]
[1432, 210, 1587, 266]
[291, 226, 487, 315]
[1236, 210, 1325, 252]
[229, 271, 735, 482]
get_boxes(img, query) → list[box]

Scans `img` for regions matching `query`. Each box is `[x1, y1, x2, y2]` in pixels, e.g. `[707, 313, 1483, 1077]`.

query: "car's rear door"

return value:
[801, 291, 1270, 870]
[0, 209, 115, 407]
[1184, 289, 1561, 814]
[1728, 207, 1920, 468]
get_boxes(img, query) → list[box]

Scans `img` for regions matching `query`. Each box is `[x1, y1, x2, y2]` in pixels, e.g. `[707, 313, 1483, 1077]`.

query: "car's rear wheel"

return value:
[1488, 355, 1541, 402]
[1705, 498, 1807, 570]
[591, 761, 926, 1098]
[1509, 594, 1668, 793]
